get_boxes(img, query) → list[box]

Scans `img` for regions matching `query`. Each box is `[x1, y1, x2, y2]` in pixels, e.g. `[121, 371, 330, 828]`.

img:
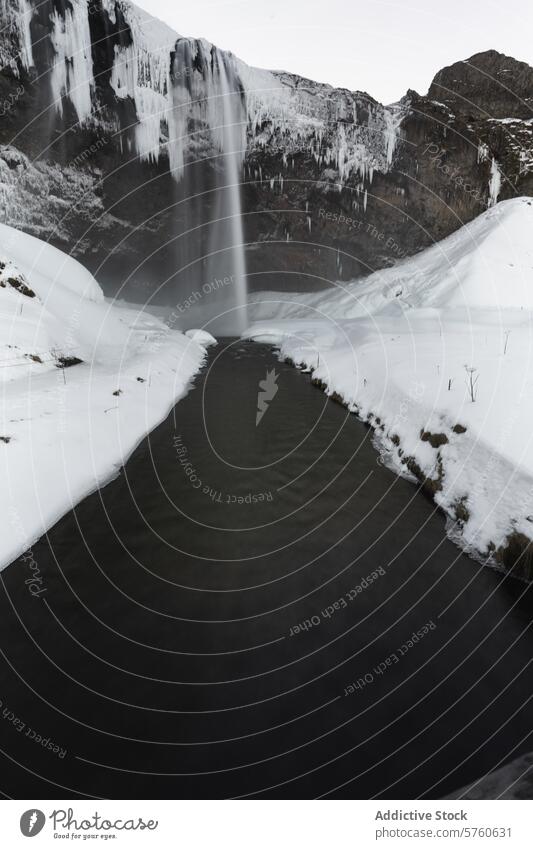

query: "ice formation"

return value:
[49, 0, 95, 123]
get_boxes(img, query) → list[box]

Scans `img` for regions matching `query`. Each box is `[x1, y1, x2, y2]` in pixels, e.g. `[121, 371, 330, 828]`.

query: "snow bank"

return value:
[245, 198, 533, 576]
[0, 225, 206, 571]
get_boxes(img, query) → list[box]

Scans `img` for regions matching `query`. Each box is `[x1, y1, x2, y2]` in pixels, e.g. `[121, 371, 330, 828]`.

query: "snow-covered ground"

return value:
[245, 198, 533, 575]
[0, 224, 208, 571]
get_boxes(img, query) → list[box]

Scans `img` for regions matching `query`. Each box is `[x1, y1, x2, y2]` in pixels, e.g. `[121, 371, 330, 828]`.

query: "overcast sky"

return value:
[139, 0, 533, 104]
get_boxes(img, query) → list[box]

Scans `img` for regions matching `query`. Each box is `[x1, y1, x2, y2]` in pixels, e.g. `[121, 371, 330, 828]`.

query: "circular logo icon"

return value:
[20, 809, 46, 837]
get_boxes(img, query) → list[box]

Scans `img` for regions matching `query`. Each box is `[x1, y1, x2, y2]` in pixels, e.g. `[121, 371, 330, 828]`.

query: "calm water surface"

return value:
[0, 341, 532, 798]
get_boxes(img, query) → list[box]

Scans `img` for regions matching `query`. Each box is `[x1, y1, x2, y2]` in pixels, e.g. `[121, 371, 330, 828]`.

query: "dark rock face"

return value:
[0, 1, 532, 303]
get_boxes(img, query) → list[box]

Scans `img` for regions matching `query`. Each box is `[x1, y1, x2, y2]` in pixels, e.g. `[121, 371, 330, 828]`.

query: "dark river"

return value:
[1, 341, 532, 799]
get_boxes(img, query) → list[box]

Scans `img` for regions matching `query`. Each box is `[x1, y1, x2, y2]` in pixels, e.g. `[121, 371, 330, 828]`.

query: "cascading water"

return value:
[168, 41, 248, 335]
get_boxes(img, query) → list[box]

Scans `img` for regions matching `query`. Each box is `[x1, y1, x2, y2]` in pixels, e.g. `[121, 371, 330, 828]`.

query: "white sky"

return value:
[139, 0, 533, 104]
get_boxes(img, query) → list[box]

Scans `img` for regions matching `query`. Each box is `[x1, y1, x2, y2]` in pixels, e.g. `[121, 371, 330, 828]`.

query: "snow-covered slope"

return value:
[246, 198, 533, 577]
[0, 224, 208, 571]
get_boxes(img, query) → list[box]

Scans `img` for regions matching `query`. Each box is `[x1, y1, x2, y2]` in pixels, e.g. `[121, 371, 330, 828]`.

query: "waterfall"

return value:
[168, 41, 248, 335]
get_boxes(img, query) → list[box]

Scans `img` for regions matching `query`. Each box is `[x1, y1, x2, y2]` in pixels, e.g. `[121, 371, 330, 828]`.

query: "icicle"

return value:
[477, 142, 489, 163]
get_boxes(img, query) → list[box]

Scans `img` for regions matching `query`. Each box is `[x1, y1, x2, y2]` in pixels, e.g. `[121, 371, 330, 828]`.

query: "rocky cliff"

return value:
[0, 0, 532, 302]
